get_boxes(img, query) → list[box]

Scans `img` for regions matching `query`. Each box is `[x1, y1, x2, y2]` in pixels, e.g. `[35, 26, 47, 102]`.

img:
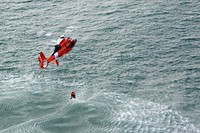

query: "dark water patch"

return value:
[181, 37, 200, 42]
[10, 0, 33, 4]
[0, 67, 19, 72]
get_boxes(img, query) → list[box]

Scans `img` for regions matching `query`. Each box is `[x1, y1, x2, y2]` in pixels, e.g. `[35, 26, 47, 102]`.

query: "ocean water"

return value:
[0, 0, 200, 133]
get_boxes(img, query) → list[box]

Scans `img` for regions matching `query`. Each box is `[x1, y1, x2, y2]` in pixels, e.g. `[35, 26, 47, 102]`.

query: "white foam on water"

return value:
[45, 32, 52, 37]
[99, 92, 200, 133]
[1, 81, 199, 133]
[64, 26, 79, 36]
[67, 90, 200, 133]
[0, 60, 198, 132]
[36, 31, 45, 36]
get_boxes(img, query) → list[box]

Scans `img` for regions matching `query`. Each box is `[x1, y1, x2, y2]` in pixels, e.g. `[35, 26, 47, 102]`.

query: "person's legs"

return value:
[52, 45, 61, 55]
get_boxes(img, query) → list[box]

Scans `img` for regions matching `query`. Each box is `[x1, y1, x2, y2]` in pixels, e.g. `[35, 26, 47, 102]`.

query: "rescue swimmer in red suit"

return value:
[70, 91, 76, 99]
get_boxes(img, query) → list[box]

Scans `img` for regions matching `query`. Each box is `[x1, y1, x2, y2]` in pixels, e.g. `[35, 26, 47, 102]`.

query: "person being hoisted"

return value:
[52, 35, 65, 55]
[70, 91, 76, 99]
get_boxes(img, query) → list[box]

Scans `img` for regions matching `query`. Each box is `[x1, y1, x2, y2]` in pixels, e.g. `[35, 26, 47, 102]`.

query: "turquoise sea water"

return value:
[0, 0, 200, 132]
